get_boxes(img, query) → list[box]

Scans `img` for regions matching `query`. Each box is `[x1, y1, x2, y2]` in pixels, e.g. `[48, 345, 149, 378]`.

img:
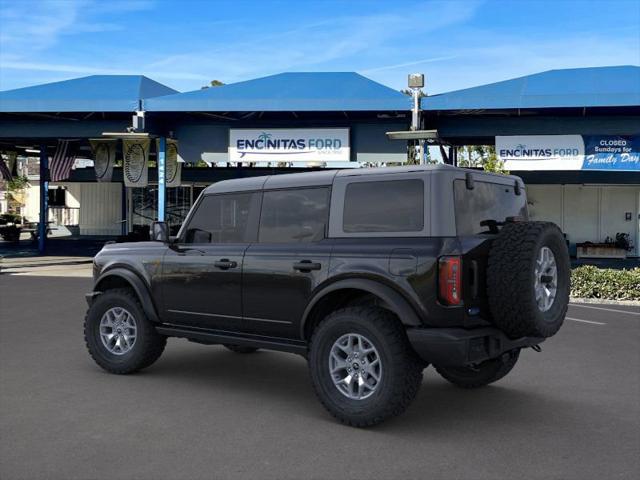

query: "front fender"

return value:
[92, 267, 160, 323]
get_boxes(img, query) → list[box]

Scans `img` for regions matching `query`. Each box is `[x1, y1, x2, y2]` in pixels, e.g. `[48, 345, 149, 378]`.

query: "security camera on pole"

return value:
[408, 73, 425, 164]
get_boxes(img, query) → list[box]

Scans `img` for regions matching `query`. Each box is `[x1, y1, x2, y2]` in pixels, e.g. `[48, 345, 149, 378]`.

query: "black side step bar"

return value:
[156, 324, 308, 356]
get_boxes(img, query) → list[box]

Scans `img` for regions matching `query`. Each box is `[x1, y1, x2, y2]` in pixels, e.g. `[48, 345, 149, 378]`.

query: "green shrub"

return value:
[571, 266, 640, 300]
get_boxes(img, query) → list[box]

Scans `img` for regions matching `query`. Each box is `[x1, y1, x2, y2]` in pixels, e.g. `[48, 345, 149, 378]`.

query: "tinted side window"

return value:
[343, 179, 424, 233]
[259, 188, 330, 243]
[184, 193, 257, 243]
[454, 180, 528, 235]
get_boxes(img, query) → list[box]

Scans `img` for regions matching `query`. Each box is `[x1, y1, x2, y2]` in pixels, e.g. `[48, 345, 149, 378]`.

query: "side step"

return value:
[156, 324, 308, 356]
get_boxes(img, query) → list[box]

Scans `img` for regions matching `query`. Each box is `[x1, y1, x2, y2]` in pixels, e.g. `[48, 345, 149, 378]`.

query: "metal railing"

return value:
[48, 206, 79, 226]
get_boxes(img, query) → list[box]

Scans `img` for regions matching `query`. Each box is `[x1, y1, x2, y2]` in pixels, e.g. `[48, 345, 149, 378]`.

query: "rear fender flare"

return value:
[300, 278, 422, 338]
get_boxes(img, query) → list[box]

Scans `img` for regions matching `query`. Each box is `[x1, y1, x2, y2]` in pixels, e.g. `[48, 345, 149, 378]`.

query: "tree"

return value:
[201, 80, 225, 89]
[481, 146, 509, 175]
[457, 145, 508, 174]
[4, 175, 30, 214]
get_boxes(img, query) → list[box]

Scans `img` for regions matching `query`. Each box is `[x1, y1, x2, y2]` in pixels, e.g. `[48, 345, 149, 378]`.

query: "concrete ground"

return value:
[0, 272, 638, 480]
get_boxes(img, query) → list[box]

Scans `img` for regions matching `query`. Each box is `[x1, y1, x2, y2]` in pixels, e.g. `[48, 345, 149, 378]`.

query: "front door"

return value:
[160, 191, 260, 330]
[242, 187, 332, 338]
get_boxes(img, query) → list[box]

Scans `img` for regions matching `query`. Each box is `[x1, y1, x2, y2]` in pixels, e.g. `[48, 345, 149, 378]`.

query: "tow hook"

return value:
[530, 344, 542, 353]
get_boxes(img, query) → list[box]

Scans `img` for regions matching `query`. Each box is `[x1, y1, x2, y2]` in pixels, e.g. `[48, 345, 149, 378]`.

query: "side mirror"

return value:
[151, 221, 169, 243]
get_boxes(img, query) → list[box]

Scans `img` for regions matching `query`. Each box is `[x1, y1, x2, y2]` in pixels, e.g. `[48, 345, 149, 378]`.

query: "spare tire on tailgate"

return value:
[487, 221, 570, 339]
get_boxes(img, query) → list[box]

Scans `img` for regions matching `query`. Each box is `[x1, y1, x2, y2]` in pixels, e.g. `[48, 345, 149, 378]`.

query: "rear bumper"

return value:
[406, 326, 543, 367]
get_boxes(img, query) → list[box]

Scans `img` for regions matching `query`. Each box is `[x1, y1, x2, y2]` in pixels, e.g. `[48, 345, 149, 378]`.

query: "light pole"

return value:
[408, 73, 425, 164]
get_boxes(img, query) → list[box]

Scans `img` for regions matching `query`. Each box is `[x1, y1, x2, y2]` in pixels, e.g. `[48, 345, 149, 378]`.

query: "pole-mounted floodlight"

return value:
[408, 73, 424, 132]
[407, 73, 425, 164]
[408, 73, 424, 89]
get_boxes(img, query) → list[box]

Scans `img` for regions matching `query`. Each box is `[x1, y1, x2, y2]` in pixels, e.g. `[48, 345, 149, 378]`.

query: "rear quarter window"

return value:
[454, 179, 528, 235]
[343, 179, 424, 233]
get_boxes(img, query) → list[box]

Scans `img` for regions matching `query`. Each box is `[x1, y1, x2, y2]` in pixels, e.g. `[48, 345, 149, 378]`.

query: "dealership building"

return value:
[0, 66, 638, 257]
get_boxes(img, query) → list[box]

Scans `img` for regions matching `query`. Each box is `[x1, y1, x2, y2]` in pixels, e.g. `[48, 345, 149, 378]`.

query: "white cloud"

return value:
[0, 0, 153, 57]
[134, 1, 484, 90]
[361, 56, 459, 74]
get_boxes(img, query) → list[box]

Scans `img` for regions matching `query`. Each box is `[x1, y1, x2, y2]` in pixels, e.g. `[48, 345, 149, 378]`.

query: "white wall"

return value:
[78, 183, 122, 235]
[527, 184, 640, 256]
[19, 181, 122, 235]
[23, 182, 40, 222]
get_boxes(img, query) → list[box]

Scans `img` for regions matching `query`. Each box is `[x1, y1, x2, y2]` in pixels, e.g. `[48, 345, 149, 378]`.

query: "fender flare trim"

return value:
[93, 268, 160, 323]
[300, 278, 422, 338]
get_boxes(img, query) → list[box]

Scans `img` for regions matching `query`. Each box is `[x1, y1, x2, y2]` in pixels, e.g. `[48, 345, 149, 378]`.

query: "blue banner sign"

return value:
[582, 135, 640, 171]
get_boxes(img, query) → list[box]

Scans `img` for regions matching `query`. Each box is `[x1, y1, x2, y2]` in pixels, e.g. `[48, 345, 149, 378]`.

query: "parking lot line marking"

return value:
[566, 316, 606, 325]
[569, 303, 640, 316]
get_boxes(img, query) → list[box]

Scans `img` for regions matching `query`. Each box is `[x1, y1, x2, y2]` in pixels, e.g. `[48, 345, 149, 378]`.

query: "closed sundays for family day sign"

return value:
[229, 128, 350, 162]
[497, 135, 640, 171]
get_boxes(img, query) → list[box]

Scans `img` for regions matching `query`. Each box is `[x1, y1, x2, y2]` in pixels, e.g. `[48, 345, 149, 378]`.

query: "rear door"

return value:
[242, 187, 332, 338]
[160, 192, 260, 330]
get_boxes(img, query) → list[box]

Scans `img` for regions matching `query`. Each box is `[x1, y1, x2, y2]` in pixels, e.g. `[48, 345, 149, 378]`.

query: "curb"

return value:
[570, 297, 640, 307]
[0, 259, 93, 270]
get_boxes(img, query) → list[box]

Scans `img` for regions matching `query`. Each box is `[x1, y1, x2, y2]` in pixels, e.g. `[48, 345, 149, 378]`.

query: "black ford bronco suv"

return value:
[85, 165, 570, 427]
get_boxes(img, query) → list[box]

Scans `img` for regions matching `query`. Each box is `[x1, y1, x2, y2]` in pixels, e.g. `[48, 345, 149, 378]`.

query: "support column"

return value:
[157, 137, 166, 222]
[121, 182, 127, 236]
[38, 144, 48, 254]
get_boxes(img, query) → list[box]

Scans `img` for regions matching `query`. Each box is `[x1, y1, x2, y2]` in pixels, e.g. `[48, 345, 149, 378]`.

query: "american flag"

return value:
[0, 157, 12, 181]
[49, 140, 78, 182]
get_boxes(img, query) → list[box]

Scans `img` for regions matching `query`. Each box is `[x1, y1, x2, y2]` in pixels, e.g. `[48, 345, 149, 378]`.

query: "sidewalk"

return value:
[0, 255, 93, 270]
[0, 255, 93, 277]
[0, 236, 109, 260]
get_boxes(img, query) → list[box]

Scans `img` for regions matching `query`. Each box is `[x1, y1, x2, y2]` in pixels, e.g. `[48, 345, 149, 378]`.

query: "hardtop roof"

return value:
[201, 164, 493, 195]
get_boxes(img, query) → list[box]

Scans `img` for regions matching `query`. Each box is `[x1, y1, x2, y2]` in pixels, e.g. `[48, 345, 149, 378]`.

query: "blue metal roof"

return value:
[0, 75, 178, 113]
[422, 66, 640, 111]
[145, 72, 411, 112]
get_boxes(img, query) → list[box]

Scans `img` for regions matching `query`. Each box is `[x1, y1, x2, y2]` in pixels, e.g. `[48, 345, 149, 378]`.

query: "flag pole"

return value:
[157, 137, 166, 222]
[38, 144, 48, 254]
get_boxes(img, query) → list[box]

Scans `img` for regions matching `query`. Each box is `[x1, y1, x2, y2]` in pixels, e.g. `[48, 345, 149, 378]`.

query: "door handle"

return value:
[214, 259, 238, 270]
[293, 260, 321, 272]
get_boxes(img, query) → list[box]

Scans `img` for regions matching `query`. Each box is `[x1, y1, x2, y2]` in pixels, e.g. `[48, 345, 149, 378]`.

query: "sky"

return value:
[0, 0, 639, 94]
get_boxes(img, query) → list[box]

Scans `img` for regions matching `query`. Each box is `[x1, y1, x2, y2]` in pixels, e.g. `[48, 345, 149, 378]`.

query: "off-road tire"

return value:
[309, 306, 423, 427]
[435, 349, 520, 389]
[84, 288, 167, 374]
[487, 221, 570, 338]
[223, 344, 259, 354]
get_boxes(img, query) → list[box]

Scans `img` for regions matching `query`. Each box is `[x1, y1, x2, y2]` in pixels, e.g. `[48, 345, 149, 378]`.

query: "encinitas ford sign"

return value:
[497, 135, 585, 170]
[229, 128, 350, 162]
[497, 135, 640, 171]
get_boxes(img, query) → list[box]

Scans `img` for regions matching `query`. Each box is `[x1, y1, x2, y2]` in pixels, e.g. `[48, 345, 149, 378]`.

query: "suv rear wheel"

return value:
[309, 306, 423, 427]
[435, 349, 520, 389]
[84, 288, 167, 374]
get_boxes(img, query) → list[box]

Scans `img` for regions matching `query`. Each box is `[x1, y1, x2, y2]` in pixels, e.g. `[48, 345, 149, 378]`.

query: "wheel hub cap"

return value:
[534, 246, 558, 312]
[99, 307, 137, 355]
[329, 333, 382, 400]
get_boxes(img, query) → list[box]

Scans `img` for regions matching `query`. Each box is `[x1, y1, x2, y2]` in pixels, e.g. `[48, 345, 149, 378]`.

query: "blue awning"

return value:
[0, 75, 178, 113]
[422, 66, 640, 111]
[145, 72, 411, 112]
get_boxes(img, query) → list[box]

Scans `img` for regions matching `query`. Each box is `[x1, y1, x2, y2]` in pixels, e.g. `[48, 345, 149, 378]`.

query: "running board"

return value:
[155, 324, 308, 355]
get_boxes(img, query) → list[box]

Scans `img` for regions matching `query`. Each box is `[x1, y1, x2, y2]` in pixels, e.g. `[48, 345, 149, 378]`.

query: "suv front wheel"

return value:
[309, 307, 423, 427]
[84, 288, 167, 374]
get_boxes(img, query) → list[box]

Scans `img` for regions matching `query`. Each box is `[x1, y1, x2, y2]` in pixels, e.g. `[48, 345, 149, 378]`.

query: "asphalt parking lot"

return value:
[1, 273, 638, 480]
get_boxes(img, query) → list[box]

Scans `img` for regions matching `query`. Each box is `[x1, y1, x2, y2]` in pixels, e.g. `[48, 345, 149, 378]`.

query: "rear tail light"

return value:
[439, 256, 462, 305]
